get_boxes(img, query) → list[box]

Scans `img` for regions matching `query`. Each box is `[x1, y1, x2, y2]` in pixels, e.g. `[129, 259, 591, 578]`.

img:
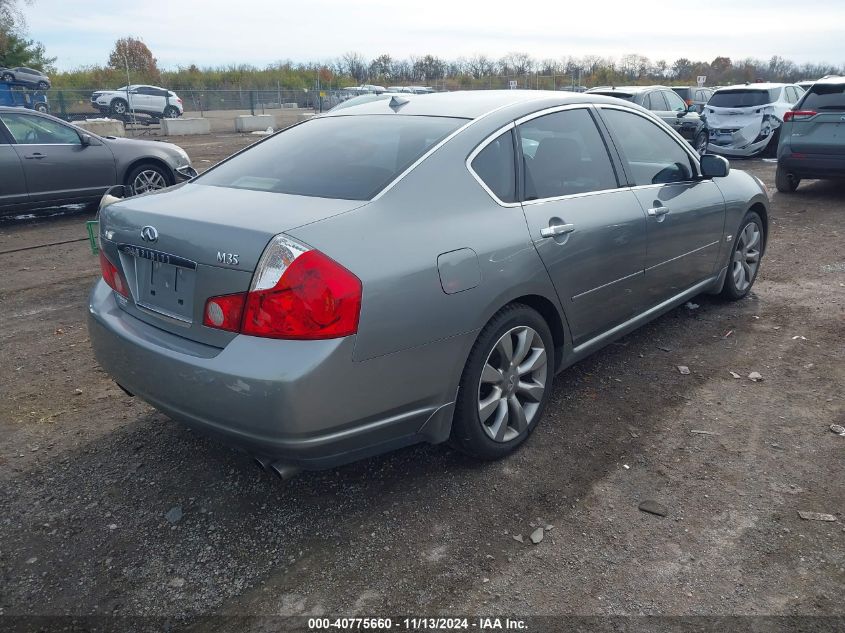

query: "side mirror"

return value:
[80, 133, 92, 146]
[700, 154, 730, 178]
[99, 184, 126, 210]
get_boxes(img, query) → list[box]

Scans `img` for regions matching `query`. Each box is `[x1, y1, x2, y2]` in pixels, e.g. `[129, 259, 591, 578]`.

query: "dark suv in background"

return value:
[776, 76, 845, 192]
[672, 86, 714, 114]
[586, 85, 709, 154]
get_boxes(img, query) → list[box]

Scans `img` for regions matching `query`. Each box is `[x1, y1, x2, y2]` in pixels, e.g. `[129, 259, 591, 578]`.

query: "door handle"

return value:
[24, 153, 45, 160]
[540, 223, 576, 238]
[647, 205, 670, 217]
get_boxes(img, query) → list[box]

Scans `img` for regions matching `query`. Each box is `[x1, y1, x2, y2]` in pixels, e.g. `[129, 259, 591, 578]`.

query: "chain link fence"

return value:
[42, 77, 590, 121]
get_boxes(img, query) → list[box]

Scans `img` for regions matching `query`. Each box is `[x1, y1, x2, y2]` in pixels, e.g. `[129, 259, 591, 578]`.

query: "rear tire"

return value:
[110, 98, 128, 116]
[163, 106, 180, 119]
[763, 128, 780, 158]
[775, 165, 800, 193]
[37, 81, 49, 90]
[450, 304, 553, 460]
[34, 103, 48, 113]
[1, 72, 13, 82]
[721, 211, 764, 301]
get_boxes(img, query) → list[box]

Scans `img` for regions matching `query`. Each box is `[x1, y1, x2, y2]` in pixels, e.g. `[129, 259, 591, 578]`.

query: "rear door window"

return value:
[600, 108, 695, 186]
[647, 91, 668, 111]
[800, 83, 845, 111]
[470, 129, 516, 203]
[517, 108, 619, 200]
[197, 115, 465, 200]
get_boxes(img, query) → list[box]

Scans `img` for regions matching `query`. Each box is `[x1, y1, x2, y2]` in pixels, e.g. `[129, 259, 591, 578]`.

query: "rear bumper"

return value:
[87, 281, 461, 469]
[778, 153, 845, 179]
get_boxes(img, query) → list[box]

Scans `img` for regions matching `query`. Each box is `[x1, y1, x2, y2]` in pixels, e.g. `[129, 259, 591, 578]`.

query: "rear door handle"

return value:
[24, 153, 46, 160]
[647, 205, 670, 217]
[540, 223, 575, 238]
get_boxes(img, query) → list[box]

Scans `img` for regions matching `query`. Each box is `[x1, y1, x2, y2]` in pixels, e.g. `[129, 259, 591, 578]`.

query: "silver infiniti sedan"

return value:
[88, 91, 769, 475]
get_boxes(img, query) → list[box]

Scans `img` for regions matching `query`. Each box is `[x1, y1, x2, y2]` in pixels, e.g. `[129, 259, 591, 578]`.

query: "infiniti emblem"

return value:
[140, 226, 159, 242]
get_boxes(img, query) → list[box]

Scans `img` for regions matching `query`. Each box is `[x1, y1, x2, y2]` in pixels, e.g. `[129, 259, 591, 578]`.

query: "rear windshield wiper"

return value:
[814, 105, 845, 110]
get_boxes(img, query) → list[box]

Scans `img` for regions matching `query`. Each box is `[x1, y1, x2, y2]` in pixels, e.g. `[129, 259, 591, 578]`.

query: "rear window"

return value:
[672, 87, 691, 99]
[591, 92, 634, 101]
[197, 115, 465, 200]
[709, 89, 778, 108]
[800, 83, 845, 111]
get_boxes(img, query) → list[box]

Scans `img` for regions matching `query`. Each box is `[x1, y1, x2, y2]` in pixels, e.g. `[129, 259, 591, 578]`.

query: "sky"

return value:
[23, 0, 845, 71]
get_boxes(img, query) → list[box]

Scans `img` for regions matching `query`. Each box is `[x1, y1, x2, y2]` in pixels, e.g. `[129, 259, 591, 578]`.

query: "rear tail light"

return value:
[784, 110, 817, 122]
[203, 293, 245, 332]
[99, 250, 129, 298]
[203, 235, 362, 340]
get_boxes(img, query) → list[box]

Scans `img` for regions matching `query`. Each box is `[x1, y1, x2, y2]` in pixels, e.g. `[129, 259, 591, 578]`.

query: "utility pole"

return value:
[123, 53, 137, 128]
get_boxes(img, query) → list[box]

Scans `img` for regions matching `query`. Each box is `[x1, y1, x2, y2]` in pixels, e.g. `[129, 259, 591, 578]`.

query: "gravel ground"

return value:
[0, 136, 843, 629]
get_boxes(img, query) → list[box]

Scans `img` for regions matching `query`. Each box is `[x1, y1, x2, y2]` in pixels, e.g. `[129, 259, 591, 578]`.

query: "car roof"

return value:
[714, 83, 788, 91]
[320, 89, 626, 119]
[814, 75, 845, 86]
[588, 85, 670, 94]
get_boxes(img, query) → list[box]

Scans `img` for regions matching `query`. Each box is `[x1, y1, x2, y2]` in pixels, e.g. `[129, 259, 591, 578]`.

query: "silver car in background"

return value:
[89, 91, 769, 475]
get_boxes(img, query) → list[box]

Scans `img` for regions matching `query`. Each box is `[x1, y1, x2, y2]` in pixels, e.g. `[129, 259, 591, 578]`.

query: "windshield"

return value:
[709, 89, 777, 108]
[800, 83, 845, 111]
[197, 115, 466, 200]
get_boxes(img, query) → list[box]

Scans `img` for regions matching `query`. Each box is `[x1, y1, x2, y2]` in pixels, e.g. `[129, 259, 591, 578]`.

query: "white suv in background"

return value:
[91, 85, 184, 119]
[705, 83, 805, 157]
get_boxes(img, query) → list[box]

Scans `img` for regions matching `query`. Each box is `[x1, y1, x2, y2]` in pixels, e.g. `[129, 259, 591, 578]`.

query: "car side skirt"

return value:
[560, 273, 722, 369]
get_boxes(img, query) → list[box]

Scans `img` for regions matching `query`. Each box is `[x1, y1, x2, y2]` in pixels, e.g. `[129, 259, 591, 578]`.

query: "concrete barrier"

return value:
[75, 118, 125, 137]
[161, 117, 211, 136]
[234, 114, 275, 132]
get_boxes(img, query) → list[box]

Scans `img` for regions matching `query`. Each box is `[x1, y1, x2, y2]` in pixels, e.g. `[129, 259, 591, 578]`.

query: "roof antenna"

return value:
[389, 95, 410, 110]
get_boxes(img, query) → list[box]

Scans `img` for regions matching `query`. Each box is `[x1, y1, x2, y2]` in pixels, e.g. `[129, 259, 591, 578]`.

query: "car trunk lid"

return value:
[789, 111, 845, 154]
[99, 182, 367, 347]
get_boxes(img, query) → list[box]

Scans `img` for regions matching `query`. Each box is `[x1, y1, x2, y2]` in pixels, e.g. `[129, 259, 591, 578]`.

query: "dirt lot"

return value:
[0, 134, 843, 629]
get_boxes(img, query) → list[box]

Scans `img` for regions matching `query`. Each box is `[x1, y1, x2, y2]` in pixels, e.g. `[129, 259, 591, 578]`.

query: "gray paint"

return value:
[437, 248, 481, 294]
[88, 90, 769, 469]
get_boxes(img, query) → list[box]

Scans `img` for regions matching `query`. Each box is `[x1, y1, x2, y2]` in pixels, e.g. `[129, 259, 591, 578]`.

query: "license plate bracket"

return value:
[119, 244, 196, 322]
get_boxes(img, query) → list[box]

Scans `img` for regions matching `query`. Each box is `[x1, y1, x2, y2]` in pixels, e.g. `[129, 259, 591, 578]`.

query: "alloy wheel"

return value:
[477, 326, 548, 443]
[132, 170, 167, 194]
[731, 221, 761, 293]
[113, 101, 127, 114]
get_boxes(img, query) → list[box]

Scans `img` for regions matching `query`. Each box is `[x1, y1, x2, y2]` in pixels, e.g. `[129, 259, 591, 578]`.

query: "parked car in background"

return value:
[90, 85, 184, 119]
[0, 66, 51, 90]
[586, 85, 709, 154]
[330, 92, 410, 111]
[342, 85, 387, 95]
[0, 83, 49, 113]
[776, 75, 845, 192]
[387, 86, 435, 94]
[0, 107, 196, 215]
[706, 83, 804, 157]
[88, 90, 768, 474]
[671, 86, 714, 113]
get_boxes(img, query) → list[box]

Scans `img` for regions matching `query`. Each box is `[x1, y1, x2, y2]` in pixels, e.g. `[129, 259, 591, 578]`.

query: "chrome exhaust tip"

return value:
[269, 461, 301, 481]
